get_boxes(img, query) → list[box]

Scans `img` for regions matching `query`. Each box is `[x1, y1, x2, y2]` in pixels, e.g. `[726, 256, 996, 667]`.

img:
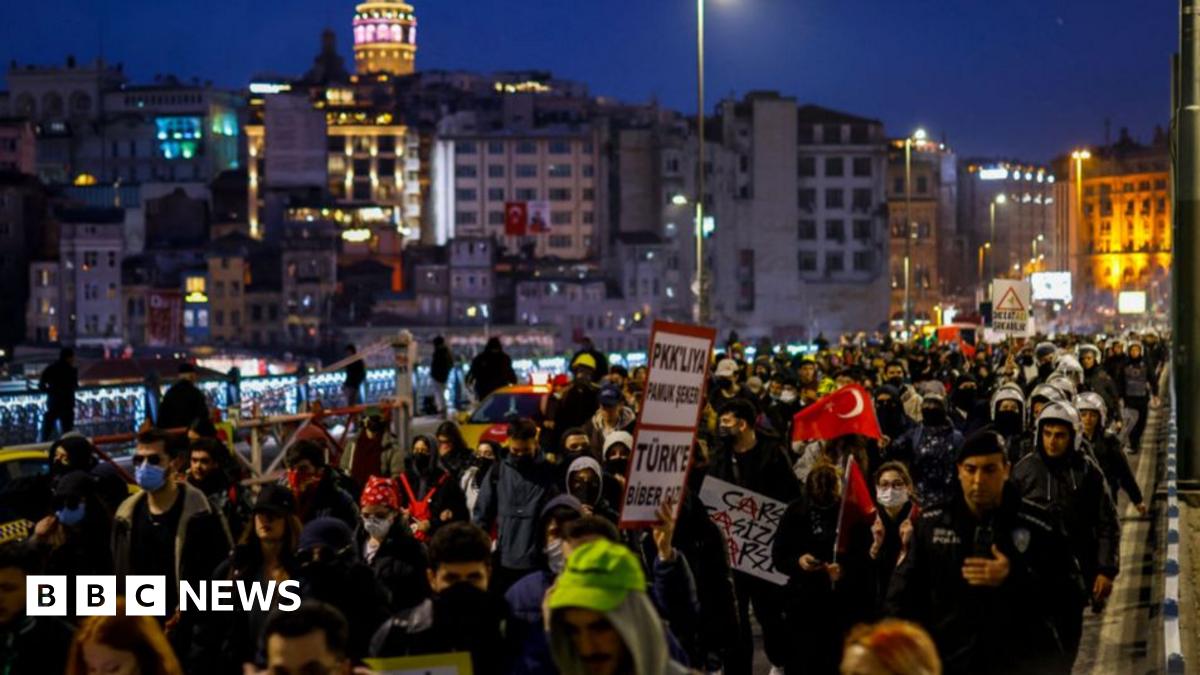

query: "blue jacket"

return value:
[472, 455, 557, 570]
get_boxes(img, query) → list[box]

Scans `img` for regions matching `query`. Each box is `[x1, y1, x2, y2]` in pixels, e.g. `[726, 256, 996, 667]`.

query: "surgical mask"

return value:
[545, 538, 567, 575]
[779, 390, 797, 404]
[135, 463, 167, 492]
[363, 515, 394, 540]
[57, 502, 86, 526]
[877, 486, 908, 509]
[605, 457, 629, 477]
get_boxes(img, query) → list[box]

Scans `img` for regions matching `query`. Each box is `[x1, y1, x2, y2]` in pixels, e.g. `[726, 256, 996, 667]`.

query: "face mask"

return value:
[718, 378, 735, 391]
[922, 408, 947, 427]
[570, 478, 601, 505]
[545, 538, 566, 575]
[605, 457, 629, 477]
[287, 468, 321, 497]
[994, 409, 1023, 435]
[886, 376, 904, 388]
[50, 461, 71, 478]
[366, 419, 385, 434]
[135, 463, 167, 492]
[413, 452, 432, 473]
[716, 424, 738, 440]
[780, 390, 797, 404]
[952, 388, 977, 408]
[877, 486, 909, 509]
[363, 515, 394, 540]
[57, 502, 86, 526]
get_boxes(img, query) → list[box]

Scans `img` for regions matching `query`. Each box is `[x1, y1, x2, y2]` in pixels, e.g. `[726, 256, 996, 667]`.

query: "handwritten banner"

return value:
[699, 475, 788, 585]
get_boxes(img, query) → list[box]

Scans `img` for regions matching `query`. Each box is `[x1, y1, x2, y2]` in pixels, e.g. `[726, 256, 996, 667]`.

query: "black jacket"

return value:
[1085, 430, 1144, 506]
[1083, 367, 1122, 422]
[431, 344, 454, 383]
[157, 379, 210, 430]
[708, 430, 802, 504]
[298, 556, 392, 660]
[296, 471, 361, 531]
[467, 349, 517, 399]
[362, 523, 430, 612]
[0, 616, 75, 675]
[345, 359, 367, 389]
[885, 484, 1083, 675]
[368, 584, 512, 675]
[38, 359, 78, 411]
[397, 461, 470, 536]
[1013, 445, 1121, 582]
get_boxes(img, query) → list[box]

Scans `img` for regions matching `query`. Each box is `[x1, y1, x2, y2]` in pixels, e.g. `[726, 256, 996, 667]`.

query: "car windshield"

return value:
[0, 457, 47, 492]
[469, 392, 544, 424]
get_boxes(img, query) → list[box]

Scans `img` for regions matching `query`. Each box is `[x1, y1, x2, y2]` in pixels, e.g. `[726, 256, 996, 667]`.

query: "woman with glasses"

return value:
[868, 461, 919, 612]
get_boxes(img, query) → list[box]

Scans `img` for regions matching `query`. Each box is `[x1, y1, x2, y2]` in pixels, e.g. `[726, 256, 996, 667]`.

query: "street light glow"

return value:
[671, 194, 689, 206]
[994, 194, 1007, 205]
[913, 128, 927, 141]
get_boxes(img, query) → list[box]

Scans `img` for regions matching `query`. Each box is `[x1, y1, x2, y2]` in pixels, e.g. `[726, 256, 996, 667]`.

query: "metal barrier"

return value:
[1164, 371, 1185, 674]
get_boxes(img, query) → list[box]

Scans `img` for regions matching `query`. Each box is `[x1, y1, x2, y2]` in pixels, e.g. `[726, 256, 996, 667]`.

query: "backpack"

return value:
[399, 472, 449, 542]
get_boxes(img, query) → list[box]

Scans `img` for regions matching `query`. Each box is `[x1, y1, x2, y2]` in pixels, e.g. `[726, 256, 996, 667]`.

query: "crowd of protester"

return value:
[0, 328, 1169, 675]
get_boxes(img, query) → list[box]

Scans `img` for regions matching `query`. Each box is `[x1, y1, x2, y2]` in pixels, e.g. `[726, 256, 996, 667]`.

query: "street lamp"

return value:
[977, 242, 991, 280]
[903, 127, 927, 335]
[989, 194, 1007, 289]
[694, 0, 708, 325]
[1070, 149, 1090, 275]
[1032, 233, 1045, 271]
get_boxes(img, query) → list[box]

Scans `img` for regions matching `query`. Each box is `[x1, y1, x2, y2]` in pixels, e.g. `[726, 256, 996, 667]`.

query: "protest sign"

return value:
[364, 652, 473, 674]
[991, 279, 1032, 336]
[699, 475, 789, 585]
[619, 321, 716, 528]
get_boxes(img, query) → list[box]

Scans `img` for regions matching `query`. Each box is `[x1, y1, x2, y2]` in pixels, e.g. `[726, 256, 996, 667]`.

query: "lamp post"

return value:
[694, 0, 708, 326]
[977, 242, 990, 281]
[1032, 233, 1045, 271]
[989, 194, 1007, 291]
[903, 128, 927, 335]
[1070, 149, 1090, 303]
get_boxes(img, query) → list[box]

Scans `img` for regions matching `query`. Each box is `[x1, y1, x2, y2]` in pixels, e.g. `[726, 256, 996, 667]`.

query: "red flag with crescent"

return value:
[791, 384, 882, 442]
[504, 201, 528, 236]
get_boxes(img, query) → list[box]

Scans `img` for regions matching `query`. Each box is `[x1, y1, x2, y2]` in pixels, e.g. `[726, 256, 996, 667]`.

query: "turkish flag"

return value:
[836, 454, 877, 555]
[791, 384, 881, 442]
[504, 201, 528, 236]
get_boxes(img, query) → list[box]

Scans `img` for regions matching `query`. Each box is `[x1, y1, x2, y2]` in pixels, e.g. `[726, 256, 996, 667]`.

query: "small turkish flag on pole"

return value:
[835, 454, 876, 556]
[791, 384, 882, 442]
[504, 201, 528, 236]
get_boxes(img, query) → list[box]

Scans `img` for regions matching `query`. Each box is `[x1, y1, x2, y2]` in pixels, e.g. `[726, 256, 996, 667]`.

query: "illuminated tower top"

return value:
[353, 0, 417, 77]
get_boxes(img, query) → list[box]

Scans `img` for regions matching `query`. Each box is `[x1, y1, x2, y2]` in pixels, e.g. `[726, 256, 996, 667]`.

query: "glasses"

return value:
[877, 480, 908, 490]
[132, 454, 164, 467]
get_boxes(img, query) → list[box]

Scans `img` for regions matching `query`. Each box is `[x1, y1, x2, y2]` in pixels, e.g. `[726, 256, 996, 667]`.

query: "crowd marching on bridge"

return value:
[0, 327, 1170, 675]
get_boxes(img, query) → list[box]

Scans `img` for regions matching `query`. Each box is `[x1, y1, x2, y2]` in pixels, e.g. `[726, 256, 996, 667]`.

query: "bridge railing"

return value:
[1163, 369, 1185, 674]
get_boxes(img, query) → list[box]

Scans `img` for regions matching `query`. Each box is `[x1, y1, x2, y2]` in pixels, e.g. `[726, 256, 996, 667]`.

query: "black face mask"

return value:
[886, 376, 904, 388]
[952, 388, 977, 409]
[569, 477, 601, 505]
[876, 402, 905, 436]
[605, 457, 629, 477]
[994, 409, 1023, 436]
[1038, 362, 1055, 379]
[922, 408, 948, 427]
[473, 456, 494, 477]
[1018, 354, 1034, 367]
[413, 452, 432, 474]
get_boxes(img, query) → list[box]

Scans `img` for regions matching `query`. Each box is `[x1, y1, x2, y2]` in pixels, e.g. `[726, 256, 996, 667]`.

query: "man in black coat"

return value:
[709, 399, 801, 675]
[887, 430, 1083, 675]
[38, 347, 78, 440]
[343, 344, 367, 407]
[158, 363, 211, 431]
[466, 337, 517, 401]
[430, 335, 454, 416]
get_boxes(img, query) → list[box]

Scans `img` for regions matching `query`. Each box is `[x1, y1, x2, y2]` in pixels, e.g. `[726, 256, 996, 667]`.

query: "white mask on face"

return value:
[876, 486, 909, 509]
[545, 538, 566, 575]
[779, 390, 797, 403]
[363, 515, 394, 540]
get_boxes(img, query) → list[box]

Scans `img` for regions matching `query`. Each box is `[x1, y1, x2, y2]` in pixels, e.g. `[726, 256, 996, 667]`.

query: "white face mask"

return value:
[877, 486, 909, 509]
[363, 515, 394, 541]
[545, 538, 566, 575]
[780, 390, 798, 403]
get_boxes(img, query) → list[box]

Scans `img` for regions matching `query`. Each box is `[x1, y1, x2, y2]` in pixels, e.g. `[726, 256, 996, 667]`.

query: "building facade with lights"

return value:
[958, 159, 1057, 287]
[352, 0, 417, 77]
[1062, 128, 1171, 315]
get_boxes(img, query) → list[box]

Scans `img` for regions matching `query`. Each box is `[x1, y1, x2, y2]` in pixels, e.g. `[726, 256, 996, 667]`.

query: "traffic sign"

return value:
[991, 279, 1032, 336]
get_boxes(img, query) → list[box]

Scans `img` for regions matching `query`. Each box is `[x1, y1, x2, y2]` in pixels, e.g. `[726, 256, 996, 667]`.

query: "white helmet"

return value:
[1073, 392, 1107, 428]
[1076, 343, 1102, 365]
[1036, 402, 1083, 452]
[990, 386, 1025, 420]
[1054, 355, 1085, 386]
[1028, 383, 1067, 407]
[1045, 374, 1078, 399]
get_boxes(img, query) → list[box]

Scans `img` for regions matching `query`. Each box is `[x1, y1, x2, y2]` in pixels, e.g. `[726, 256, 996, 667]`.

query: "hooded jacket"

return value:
[473, 453, 558, 570]
[111, 482, 233, 589]
[549, 590, 693, 675]
[584, 405, 637, 454]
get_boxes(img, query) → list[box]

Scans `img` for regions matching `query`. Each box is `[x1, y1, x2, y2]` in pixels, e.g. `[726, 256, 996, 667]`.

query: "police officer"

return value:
[886, 429, 1082, 675]
[989, 383, 1029, 463]
[1074, 393, 1146, 515]
[1012, 402, 1120, 662]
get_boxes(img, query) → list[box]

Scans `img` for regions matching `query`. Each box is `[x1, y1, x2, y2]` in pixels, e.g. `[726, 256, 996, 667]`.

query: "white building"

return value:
[55, 210, 125, 348]
[709, 93, 890, 339]
[515, 275, 650, 353]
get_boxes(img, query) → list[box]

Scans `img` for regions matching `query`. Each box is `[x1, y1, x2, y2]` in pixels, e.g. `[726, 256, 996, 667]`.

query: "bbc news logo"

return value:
[27, 576, 302, 616]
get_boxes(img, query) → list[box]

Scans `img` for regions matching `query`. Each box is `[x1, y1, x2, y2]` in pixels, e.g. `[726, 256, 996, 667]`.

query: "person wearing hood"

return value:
[1022, 341, 1059, 392]
[1116, 341, 1158, 452]
[358, 476, 430, 612]
[1074, 393, 1146, 516]
[887, 394, 963, 508]
[1077, 344, 1121, 426]
[157, 363, 211, 432]
[188, 436, 251, 542]
[882, 361, 924, 424]
[547, 539, 696, 675]
[31, 470, 115, 617]
[949, 374, 988, 434]
[763, 372, 802, 437]
[284, 439, 360, 531]
[473, 418, 559, 592]
[773, 462, 874, 674]
[1103, 339, 1127, 382]
[601, 430, 634, 508]
[566, 455, 620, 524]
[369, 522, 511, 675]
[1012, 403, 1120, 661]
[341, 407, 403, 485]
[466, 336, 518, 401]
[39, 347, 79, 441]
[397, 435, 469, 542]
[550, 354, 603, 452]
[506, 494, 587, 674]
[585, 383, 638, 453]
[435, 421, 475, 479]
[710, 399, 800, 675]
[990, 385, 1030, 463]
[0, 542, 76, 675]
[874, 385, 913, 451]
[430, 335, 454, 418]
[460, 440, 501, 516]
[295, 517, 390, 660]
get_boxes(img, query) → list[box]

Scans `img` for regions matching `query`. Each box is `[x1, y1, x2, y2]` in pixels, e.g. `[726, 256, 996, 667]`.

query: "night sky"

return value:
[0, 0, 1176, 162]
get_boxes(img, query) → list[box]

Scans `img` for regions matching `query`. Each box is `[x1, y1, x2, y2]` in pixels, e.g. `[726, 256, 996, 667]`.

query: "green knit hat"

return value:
[547, 539, 646, 613]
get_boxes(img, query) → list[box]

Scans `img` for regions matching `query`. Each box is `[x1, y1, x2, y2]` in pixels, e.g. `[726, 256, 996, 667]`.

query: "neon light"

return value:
[978, 168, 1008, 180]
[249, 82, 291, 94]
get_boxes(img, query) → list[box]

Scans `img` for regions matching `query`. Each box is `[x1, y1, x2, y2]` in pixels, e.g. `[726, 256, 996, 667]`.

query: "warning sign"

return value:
[991, 279, 1032, 336]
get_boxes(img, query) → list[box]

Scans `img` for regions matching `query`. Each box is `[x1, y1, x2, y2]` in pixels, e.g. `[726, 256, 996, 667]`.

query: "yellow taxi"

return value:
[0, 448, 49, 543]
[458, 383, 552, 449]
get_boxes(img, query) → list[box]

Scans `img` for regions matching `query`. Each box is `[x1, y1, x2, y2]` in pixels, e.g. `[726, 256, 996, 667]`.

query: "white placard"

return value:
[699, 476, 789, 585]
[991, 279, 1032, 336]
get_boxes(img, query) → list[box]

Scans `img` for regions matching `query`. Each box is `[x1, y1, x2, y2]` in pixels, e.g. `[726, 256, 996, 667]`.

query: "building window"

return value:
[487, 187, 505, 201]
[852, 188, 873, 211]
[548, 164, 572, 178]
[353, 182, 370, 200]
[825, 220, 845, 242]
[488, 141, 505, 155]
[516, 164, 537, 178]
[798, 189, 816, 211]
[582, 211, 594, 224]
[456, 211, 478, 225]
[852, 157, 872, 177]
[549, 141, 570, 155]
[798, 156, 816, 177]
[853, 250, 873, 271]
[552, 211, 572, 225]
[582, 164, 595, 178]
[797, 124, 815, 145]
[894, 177, 904, 194]
[581, 188, 595, 201]
[487, 164, 504, 178]
[378, 136, 396, 153]
[798, 220, 816, 240]
[488, 211, 505, 225]
[549, 188, 572, 201]
[549, 235, 572, 248]
[823, 124, 841, 144]
[516, 188, 537, 200]
[916, 176, 928, 194]
[826, 252, 844, 272]
[456, 188, 477, 201]
[516, 141, 536, 155]
[853, 219, 872, 241]
[825, 189, 845, 209]
[737, 249, 755, 312]
[458, 141, 477, 154]
[456, 165, 477, 178]
[850, 124, 870, 144]
[825, 157, 844, 177]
